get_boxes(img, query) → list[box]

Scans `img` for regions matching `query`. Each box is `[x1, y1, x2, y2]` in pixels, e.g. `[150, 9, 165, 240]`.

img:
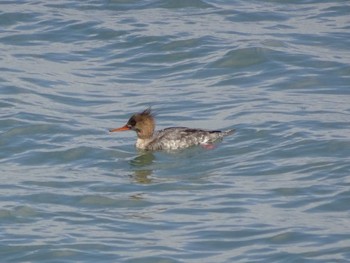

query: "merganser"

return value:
[109, 108, 234, 151]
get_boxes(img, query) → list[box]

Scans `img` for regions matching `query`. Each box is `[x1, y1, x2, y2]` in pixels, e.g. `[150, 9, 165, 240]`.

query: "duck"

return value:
[109, 108, 234, 151]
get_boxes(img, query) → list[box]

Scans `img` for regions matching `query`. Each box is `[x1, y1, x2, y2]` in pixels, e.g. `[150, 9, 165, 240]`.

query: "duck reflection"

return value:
[129, 151, 155, 184]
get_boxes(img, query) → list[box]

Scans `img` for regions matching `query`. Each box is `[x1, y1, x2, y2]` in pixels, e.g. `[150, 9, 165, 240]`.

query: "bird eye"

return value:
[128, 118, 136, 126]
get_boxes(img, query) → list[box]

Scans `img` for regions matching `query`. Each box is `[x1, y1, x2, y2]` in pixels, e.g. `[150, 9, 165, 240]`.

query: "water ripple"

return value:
[1, 0, 350, 262]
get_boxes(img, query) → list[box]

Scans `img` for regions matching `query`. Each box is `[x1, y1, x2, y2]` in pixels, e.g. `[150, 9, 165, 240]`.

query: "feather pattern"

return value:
[139, 127, 234, 151]
[110, 108, 235, 151]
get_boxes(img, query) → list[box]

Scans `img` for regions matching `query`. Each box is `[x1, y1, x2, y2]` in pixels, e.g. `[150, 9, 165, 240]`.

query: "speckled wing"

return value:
[147, 127, 234, 150]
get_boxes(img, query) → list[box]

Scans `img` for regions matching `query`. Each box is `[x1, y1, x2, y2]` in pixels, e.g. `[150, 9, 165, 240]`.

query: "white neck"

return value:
[136, 138, 153, 149]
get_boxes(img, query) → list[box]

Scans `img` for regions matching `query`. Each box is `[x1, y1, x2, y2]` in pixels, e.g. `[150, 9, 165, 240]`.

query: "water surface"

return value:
[1, 0, 350, 262]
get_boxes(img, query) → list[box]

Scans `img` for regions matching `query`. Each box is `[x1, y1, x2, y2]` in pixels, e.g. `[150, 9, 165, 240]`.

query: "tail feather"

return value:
[222, 129, 235, 136]
[209, 129, 235, 136]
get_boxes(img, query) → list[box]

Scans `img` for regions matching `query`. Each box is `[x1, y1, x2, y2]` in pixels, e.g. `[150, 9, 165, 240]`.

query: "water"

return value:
[1, 0, 350, 262]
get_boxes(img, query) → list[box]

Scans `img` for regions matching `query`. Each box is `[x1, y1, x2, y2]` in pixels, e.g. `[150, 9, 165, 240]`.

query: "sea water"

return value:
[1, 0, 350, 262]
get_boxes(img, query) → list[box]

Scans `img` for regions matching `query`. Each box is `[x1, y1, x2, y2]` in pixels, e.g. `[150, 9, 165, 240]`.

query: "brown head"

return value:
[109, 108, 155, 139]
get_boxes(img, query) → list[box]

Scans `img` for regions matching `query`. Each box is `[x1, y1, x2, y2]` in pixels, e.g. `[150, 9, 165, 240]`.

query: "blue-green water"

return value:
[1, 0, 350, 262]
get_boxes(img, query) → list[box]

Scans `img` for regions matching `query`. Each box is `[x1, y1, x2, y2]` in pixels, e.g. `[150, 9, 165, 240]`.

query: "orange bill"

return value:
[109, 125, 130, 132]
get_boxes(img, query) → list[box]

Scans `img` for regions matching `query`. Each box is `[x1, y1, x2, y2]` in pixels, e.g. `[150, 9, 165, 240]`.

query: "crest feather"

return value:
[140, 107, 153, 117]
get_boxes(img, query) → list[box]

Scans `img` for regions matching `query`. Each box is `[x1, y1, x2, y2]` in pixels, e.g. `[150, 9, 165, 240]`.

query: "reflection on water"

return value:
[129, 152, 155, 183]
[129, 152, 156, 167]
[1, 0, 349, 262]
[132, 169, 153, 184]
